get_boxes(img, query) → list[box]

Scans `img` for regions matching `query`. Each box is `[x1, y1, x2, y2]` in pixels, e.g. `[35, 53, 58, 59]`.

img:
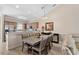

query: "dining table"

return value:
[22, 35, 49, 46]
[22, 34, 52, 54]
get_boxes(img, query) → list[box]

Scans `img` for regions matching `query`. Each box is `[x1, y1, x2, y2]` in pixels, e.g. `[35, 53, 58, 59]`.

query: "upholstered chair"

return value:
[32, 37, 47, 55]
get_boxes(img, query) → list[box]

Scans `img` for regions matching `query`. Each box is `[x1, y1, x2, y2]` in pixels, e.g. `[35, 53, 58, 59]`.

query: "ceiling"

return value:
[0, 4, 57, 20]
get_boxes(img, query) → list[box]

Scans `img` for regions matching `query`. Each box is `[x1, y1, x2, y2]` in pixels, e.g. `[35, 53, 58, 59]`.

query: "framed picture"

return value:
[45, 22, 54, 31]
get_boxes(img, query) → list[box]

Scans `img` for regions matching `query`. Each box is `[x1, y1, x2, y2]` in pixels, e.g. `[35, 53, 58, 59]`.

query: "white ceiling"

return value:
[0, 4, 57, 20]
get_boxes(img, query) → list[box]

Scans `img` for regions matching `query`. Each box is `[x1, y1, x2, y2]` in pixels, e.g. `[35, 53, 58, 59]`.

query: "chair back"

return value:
[50, 34, 53, 41]
[46, 35, 52, 44]
[40, 37, 47, 50]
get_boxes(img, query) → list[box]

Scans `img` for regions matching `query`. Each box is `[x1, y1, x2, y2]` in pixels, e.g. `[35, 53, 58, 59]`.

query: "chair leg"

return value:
[45, 47, 48, 54]
[27, 46, 31, 54]
[39, 51, 41, 55]
[32, 49, 34, 55]
[22, 42, 24, 52]
[49, 42, 52, 49]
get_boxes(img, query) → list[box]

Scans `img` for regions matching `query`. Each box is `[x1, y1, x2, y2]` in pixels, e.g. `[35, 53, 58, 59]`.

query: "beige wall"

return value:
[29, 4, 79, 34]
[0, 16, 4, 41]
[0, 15, 4, 52]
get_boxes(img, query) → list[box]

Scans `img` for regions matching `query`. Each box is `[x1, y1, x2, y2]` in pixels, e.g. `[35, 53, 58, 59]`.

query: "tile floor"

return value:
[0, 43, 63, 55]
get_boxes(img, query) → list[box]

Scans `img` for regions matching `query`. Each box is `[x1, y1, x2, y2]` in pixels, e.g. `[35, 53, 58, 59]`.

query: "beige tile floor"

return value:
[0, 43, 63, 55]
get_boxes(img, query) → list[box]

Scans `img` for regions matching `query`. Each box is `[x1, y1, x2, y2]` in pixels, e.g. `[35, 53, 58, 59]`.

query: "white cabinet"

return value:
[6, 32, 22, 50]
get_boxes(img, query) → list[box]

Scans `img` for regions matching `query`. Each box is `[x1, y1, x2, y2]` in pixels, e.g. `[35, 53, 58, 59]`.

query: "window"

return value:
[16, 23, 23, 30]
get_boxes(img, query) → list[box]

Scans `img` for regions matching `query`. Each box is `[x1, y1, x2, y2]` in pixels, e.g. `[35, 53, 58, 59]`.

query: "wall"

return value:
[0, 14, 4, 53]
[30, 5, 79, 34]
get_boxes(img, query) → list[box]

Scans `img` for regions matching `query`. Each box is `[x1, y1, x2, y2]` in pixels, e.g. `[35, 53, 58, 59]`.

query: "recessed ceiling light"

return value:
[16, 5, 20, 8]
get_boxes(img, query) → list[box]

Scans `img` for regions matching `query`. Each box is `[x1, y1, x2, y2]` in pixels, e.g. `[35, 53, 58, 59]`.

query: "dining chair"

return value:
[45, 35, 52, 52]
[22, 34, 32, 54]
[32, 37, 47, 55]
